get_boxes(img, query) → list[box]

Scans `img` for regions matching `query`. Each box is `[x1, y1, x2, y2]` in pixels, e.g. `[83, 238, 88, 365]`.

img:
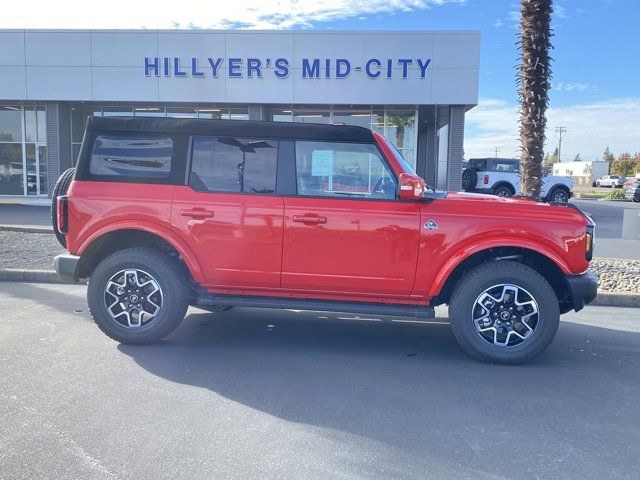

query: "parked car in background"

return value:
[596, 175, 625, 188]
[625, 180, 640, 202]
[461, 158, 573, 203]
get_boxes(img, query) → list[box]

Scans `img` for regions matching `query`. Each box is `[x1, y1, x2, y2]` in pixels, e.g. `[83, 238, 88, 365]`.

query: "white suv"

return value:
[462, 158, 573, 203]
[595, 175, 624, 188]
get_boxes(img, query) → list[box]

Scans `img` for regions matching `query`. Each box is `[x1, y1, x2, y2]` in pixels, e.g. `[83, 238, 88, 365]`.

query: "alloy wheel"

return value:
[472, 284, 539, 347]
[104, 268, 163, 328]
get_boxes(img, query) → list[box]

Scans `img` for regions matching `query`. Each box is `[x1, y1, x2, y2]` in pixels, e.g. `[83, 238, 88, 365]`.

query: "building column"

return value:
[446, 105, 465, 191]
[248, 105, 265, 121]
[415, 106, 437, 187]
[45, 102, 72, 196]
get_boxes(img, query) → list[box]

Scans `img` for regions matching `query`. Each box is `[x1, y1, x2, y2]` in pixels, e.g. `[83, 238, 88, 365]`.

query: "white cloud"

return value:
[492, 19, 505, 28]
[552, 82, 594, 92]
[465, 97, 640, 161]
[0, 0, 466, 29]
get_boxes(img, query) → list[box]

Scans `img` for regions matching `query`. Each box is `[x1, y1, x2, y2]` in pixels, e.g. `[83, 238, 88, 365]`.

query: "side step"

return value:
[195, 294, 435, 319]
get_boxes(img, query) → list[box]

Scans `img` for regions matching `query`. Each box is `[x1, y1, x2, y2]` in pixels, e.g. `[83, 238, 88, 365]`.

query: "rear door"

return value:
[281, 140, 421, 298]
[171, 135, 284, 289]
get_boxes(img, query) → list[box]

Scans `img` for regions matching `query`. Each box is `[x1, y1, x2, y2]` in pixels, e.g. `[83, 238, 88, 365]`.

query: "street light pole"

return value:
[555, 126, 566, 162]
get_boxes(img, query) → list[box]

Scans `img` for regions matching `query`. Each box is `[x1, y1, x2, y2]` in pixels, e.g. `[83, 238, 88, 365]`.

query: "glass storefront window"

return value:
[38, 146, 47, 196]
[270, 109, 293, 122]
[134, 106, 165, 117]
[386, 110, 416, 151]
[332, 110, 371, 129]
[167, 107, 197, 118]
[225, 108, 250, 120]
[103, 106, 134, 117]
[197, 108, 222, 119]
[0, 143, 24, 195]
[0, 106, 22, 142]
[293, 109, 330, 124]
[25, 106, 47, 143]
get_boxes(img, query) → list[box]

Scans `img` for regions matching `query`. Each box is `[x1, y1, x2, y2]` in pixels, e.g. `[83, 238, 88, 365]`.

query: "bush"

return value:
[603, 189, 627, 200]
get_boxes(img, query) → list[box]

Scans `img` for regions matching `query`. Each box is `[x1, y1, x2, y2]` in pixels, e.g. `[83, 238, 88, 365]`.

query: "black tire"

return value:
[461, 168, 477, 191]
[633, 196, 640, 203]
[493, 184, 514, 197]
[87, 247, 189, 344]
[548, 187, 570, 203]
[449, 261, 560, 364]
[51, 167, 76, 247]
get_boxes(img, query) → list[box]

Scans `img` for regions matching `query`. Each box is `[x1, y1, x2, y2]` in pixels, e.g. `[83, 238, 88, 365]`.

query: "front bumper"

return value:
[565, 271, 598, 312]
[54, 253, 80, 283]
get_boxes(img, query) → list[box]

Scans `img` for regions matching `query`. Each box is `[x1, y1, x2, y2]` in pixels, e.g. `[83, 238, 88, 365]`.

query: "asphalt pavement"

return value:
[1, 282, 639, 480]
[572, 199, 640, 259]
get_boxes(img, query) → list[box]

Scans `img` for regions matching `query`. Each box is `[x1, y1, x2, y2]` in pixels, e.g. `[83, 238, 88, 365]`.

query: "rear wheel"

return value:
[87, 247, 189, 344]
[449, 261, 560, 364]
[51, 167, 76, 247]
[493, 185, 513, 197]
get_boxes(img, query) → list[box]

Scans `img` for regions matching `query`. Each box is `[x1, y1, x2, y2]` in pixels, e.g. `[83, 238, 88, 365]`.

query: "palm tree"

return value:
[517, 0, 553, 201]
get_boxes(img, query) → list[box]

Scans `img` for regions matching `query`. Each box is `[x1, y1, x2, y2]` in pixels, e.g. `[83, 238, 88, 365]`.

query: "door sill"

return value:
[195, 294, 435, 319]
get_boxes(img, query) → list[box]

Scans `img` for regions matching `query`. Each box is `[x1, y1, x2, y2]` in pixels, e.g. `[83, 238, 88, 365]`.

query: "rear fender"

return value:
[76, 220, 205, 284]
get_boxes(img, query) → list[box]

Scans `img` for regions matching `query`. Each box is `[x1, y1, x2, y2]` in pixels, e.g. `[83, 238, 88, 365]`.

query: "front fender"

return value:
[76, 220, 206, 284]
[426, 236, 572, 298]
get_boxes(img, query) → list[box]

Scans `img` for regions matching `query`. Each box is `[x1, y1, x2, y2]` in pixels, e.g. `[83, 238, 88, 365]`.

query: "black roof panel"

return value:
[86, 116, 374, 143]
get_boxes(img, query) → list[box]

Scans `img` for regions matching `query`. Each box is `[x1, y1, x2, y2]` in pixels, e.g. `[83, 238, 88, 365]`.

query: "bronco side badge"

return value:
[424, 219, 438, 231]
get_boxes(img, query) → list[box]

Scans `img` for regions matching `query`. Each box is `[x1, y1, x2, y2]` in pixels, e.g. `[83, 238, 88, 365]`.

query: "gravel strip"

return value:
[0, 231, 638, 294]
[0, 231, 65, 271]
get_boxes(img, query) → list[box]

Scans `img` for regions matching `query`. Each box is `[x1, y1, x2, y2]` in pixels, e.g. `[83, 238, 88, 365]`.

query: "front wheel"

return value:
[449, 261, 560, 364]
[549, 187, 570, 203]
[87, 247, 189, 344]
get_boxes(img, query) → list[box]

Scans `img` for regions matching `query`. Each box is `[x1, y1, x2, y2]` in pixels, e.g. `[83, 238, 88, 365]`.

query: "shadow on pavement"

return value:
[118, 307, 640, 478]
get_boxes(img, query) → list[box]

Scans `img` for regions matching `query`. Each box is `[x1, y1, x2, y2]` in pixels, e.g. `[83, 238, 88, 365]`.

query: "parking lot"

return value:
[1, 282, 639, 480]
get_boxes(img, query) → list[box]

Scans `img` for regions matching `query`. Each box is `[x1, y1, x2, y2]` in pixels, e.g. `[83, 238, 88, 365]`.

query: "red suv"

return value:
[53, 117, 597, 364]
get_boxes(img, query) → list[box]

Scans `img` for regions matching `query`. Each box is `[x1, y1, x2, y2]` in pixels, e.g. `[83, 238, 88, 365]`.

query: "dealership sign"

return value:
[144, 57, 431, 79]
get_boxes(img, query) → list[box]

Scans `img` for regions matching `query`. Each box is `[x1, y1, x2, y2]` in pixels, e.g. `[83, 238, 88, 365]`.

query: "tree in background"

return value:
[518, 0, 553, 201]
[573, 153, 582, 162]
[602, 146, 615, 163]
[609, 152, 640, 177]
[542, 147, 559, 175]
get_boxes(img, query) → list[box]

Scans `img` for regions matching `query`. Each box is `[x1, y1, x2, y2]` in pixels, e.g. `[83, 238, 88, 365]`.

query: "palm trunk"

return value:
[518, 0, 553, 201]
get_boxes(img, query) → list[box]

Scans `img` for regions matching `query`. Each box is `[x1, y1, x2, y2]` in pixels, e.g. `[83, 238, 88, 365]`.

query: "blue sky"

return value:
[3, 0, 639, 160]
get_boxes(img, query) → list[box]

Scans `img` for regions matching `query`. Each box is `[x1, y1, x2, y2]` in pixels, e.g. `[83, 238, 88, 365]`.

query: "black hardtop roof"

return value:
[86, 116, 375, 143]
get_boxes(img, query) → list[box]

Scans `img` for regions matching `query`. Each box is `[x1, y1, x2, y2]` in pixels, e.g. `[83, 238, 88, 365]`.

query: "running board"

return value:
[195, 294, 435, 319]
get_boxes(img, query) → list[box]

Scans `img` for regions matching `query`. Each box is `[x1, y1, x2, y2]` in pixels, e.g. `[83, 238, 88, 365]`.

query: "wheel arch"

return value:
[490, 181, 516, 195]
[76, 224, 204, 284]
[429, 244, 575, 314]
[544, 183, 571, 201]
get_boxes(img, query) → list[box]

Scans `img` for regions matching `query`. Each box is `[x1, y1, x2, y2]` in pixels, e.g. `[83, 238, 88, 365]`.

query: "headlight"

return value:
[585, 225, 595, 261]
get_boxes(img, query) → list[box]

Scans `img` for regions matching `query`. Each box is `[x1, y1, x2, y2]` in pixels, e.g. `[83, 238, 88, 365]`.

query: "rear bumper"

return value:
[565, 271, 598, 312]
[54, 253, 80, 283]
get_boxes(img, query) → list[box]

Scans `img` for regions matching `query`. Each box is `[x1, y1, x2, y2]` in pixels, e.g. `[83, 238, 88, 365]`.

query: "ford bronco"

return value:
[53, 117, 597, 364]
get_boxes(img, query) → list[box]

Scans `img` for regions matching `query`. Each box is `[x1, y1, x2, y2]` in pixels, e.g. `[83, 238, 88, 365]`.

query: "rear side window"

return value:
[492, 159, 519, 173]
[189, 136, 278, 194]
[90, 134, 173, 178]
[468, 159, 487, 171]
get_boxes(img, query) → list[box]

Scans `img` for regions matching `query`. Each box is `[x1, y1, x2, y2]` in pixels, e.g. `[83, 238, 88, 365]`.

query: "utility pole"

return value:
[555, 126, 566, 162]
[494, 147, 500, 158]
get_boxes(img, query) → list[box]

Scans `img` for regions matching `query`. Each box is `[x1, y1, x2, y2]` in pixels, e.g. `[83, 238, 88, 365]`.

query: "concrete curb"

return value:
[0, 225, 53, 234]
[0, 269, 638, 308]
[590, 292, 640, 308]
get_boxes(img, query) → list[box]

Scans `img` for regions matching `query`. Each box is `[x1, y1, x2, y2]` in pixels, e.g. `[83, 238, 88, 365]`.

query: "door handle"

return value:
[181, 208, 214, 219]
[293, 215, 327, 225]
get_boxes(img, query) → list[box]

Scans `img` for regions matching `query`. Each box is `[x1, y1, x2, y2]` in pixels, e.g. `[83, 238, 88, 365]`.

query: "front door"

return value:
[171, 135, 283, 290]
[282, 140, 421, 298]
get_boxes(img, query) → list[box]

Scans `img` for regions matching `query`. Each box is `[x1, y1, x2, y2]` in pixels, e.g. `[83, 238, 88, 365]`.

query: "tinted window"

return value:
[468, 158, 487, 171]
[90, 134, 173, 177]
[295, 141, 396, 199]
[190, 137, 278, 194]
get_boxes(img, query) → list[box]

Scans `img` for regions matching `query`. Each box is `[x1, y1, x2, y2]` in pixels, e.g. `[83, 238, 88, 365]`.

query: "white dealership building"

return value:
[0, 29, 480, 198]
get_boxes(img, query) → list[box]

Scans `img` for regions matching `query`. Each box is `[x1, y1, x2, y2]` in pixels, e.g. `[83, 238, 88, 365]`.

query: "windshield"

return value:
[382, 136, 417, 176]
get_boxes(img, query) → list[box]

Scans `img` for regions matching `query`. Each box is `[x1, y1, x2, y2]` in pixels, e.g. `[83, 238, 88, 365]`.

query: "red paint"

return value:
[64, 138, 591, 306]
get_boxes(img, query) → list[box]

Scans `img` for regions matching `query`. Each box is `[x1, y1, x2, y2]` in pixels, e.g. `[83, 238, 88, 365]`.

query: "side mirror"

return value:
[398, 173, 425, 199]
